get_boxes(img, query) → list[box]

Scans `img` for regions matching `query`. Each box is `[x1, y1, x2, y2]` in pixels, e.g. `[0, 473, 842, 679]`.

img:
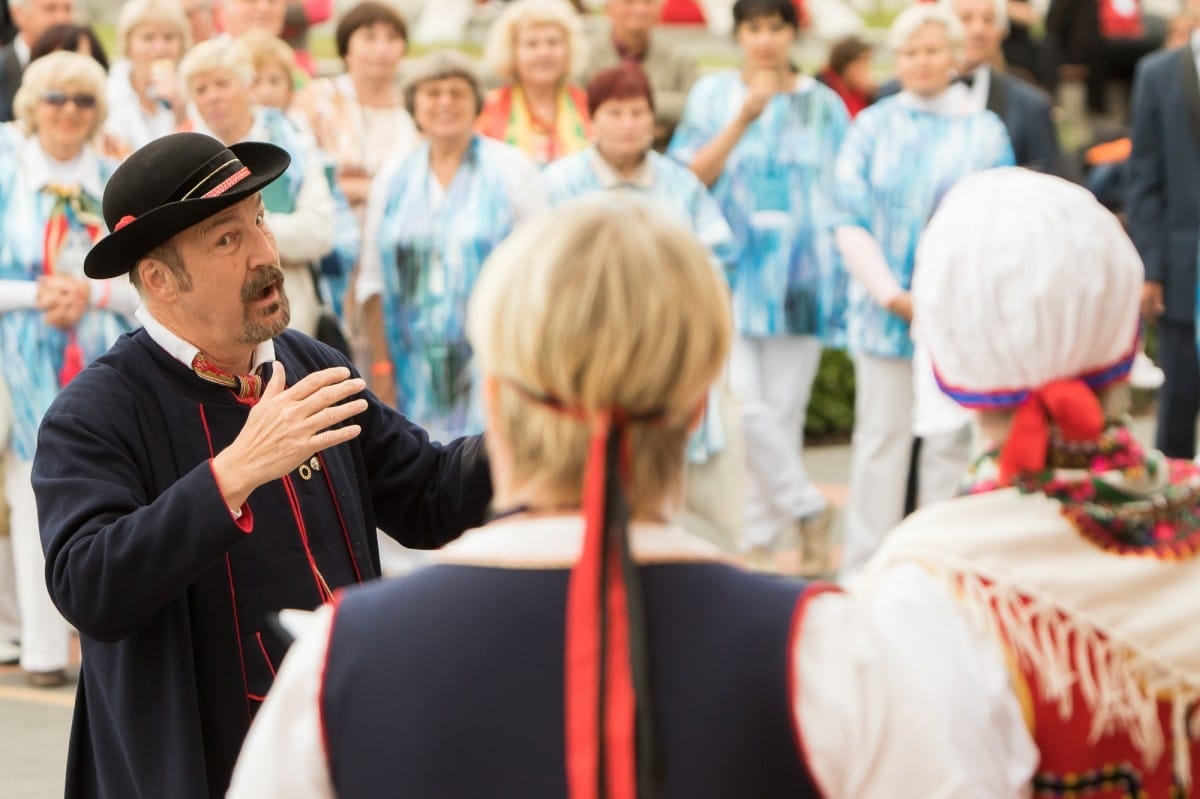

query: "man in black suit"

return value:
[878, 0, 1065, 172]
[1, 1, 15, 46]
[1127, 29, 1200, 458]
[877, 0, 1063, 173]
[950, 0, 1064, 173]
[0, 0, 75, 122]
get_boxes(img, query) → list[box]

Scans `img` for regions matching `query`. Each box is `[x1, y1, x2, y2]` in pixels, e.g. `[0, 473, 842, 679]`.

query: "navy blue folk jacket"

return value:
[33, 329, 492, 798]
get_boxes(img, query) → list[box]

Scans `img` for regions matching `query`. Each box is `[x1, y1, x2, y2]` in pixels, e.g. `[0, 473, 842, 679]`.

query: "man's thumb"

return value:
[265, 361, 286, 394]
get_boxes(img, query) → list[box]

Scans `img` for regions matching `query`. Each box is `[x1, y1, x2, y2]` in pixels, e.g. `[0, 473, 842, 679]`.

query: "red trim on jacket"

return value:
[317, 452, 364, 584]
[318, 591, 347, 772]
[199, 403, 254, 720]
[282, 475, 336, 604]
[788, 581, 843, 798]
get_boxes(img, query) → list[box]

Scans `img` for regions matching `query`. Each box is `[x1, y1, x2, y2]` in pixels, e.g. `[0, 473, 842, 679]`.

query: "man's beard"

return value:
[238, 264, 291, 344]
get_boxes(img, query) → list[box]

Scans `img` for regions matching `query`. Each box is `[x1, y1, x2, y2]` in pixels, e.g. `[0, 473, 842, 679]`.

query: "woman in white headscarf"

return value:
[859, 167, 1200, 793]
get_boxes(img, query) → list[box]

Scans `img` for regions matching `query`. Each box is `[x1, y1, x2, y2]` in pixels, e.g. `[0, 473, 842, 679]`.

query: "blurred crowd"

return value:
[0, 0, 1193, 701]
[4, 0, 1200, 796]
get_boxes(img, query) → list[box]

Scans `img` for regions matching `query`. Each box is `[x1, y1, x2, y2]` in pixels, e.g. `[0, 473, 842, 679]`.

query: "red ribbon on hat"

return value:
[114, 215, 137, 232]
[998, 379, 1105, 483]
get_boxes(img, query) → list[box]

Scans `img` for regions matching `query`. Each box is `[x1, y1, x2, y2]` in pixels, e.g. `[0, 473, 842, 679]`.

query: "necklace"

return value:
[965, 420, 1200, 558]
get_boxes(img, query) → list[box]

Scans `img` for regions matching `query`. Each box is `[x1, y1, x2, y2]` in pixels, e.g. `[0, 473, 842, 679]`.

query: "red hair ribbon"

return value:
[565, 404, 664, 799]
[508, 382, 661, 799]
[997, 379, 1105, 483]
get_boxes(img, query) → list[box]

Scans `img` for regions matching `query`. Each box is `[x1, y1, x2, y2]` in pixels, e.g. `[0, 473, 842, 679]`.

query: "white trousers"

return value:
[4, 452, 70, 671]
[0, 535, 20, 648]
[0, 457, 19, 648]
[841, 354, 971, 577]
[731, 335, 827, 550]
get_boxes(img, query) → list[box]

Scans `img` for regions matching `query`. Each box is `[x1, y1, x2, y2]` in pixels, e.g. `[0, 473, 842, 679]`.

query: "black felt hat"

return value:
[84, 132, 291, 279]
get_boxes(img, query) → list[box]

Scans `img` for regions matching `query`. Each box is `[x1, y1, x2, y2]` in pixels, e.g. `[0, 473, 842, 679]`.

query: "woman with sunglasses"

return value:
[0, 51, 138, 688]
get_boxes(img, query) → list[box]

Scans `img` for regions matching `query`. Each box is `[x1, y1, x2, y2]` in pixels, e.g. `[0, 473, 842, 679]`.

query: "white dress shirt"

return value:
[134, 305, 275, 372]
[960, 65, 993, 113]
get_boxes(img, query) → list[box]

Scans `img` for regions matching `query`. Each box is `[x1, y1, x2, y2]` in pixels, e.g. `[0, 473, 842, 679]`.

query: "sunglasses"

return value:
[40, 91, 98, 109]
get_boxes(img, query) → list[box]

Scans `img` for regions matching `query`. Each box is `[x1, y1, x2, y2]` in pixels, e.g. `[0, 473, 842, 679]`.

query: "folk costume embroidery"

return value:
[874, 418, 1200, 792]
[966, 421, 1200, 559]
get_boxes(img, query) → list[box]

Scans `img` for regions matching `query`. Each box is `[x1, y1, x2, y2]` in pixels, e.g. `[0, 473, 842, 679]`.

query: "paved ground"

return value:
[0, 415, 1159, 797]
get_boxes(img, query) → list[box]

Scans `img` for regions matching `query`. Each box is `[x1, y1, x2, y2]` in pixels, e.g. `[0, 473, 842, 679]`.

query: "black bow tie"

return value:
[955, 72, 976, 88]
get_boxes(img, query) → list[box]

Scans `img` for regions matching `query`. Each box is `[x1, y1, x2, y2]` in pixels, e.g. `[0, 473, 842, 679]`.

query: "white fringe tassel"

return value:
[941, 567, 1199, 788]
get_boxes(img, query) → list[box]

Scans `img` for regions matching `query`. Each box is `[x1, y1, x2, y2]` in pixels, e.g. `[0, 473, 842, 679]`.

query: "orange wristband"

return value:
[370, 360, 394, 377]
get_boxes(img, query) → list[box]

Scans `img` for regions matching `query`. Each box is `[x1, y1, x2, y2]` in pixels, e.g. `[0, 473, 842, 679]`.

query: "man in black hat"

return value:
[30, 132, 492, 798]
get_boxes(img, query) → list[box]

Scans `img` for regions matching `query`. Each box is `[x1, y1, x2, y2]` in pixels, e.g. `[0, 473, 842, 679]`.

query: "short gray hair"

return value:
[482, 0, 586, 83]
[888, 4, 965, 55]
[13, 50, 107, 138]
[179, 36, 255, 93]
[402, 50, 486, 117]
[117, 0, 191, 59]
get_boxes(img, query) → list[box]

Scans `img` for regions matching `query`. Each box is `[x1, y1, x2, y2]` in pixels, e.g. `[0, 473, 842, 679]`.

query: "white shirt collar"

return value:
[14, 35, 30, 69]
[21, 136, 104, 198]
[897, 83, 975, 116]
[588, 147, 655, 190]
[963, 64, 992, 112]
[135, 305, 276, 371]
[436, 516, 728, 569]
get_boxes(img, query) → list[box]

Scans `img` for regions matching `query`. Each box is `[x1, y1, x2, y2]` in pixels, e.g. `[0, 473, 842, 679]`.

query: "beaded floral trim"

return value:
[965, 421, 1200, 559]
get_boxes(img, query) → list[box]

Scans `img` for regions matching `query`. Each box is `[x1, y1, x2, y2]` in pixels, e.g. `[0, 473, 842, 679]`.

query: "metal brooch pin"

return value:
[297, 456, 322, 481]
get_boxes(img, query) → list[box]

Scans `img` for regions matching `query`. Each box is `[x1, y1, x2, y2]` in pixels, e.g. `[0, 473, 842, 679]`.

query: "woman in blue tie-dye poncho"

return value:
[833, 4, 1014, 576]
[357, 51, 546, 442]
[0, 53, 137, 687]
[667, 0, 849, 569]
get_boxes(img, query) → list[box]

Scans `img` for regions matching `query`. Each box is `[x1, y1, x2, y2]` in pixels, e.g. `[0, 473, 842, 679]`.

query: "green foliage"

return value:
[805, 348, 856, 440]
[802, 328, 1160, 442]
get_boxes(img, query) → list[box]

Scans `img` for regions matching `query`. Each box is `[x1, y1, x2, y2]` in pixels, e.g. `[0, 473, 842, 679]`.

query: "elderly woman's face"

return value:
[34, 80, 98, 155]
[412, 76, 477, 141]
[895, 23, 956, 97]
[593, 95, 653, 164]
[345, 21, 406, 82]
[188, 68, 254, 141]
[128, 21, 184, 69]
[514, 23, 569, 88]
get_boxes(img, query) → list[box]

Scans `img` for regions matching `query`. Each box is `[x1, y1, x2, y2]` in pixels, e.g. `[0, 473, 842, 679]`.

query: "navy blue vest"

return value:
[321, 561, 824, 797]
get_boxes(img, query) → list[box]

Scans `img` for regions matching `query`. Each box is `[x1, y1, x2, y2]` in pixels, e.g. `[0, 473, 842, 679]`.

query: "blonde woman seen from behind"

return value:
[229, 197, 1035, 799]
